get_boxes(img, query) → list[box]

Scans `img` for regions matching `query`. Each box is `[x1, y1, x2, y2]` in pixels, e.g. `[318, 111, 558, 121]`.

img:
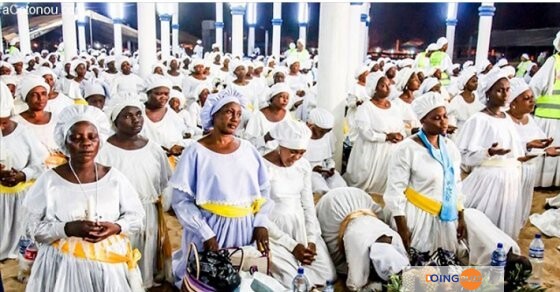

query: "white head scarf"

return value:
[412, 92, 446, 120]
[554, 31, 560, 52]
[37, 67, 57, 82]
[200, 87, 247, 131]
[0, 81, 14, 117]
[396, 67, 415, 91]
[286, 57, 300, 68]
[17, 75, 50, 102]
[108, 98, 145, 122]
[267, 83, 292, 102]
[501, 65, 516, 78]
[145, 74, 172, 93]
[477, 59, 492, 74]
[457, 67, 477, 91]
[191, 83, 212, 101]
[354, 64, 370, 79]
[189, 58, 205, 72]
[307, 108, 334, 129]
[270, 120, 312, 150]
[496, 58, 508, 68]
[169, 89, 186, 109]
[481, 69, 509, 96]
[419, 77, 440, 95]
[82, 80, 108, 99]
[463, 60, 474, 70]
[521, 53, 529, 60]
[229, 59, 247, 74]
[426, 43, 438, 52]
[115, 56, 131, 73]
[509, 77, 531, 104]
[365, 72, 385, 98]
[54, 105, 110, 155]
[369, 243, 409, 281]
[152, 62, 166, 73]
[436, 37, 448, 50]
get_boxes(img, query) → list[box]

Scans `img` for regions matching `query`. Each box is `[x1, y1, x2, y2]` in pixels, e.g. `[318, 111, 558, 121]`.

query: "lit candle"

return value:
[87, 195, 96, 221]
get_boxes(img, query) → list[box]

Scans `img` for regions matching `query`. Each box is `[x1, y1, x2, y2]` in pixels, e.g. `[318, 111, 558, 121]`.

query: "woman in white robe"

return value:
[456, 71, 528, 239]
[0, 83, 47, 260]
[97, 100, 173, 288]
[316, 187, 409, 291]
[22, 105, 145, 292]
[263, 120, 336, 288]
[392, 67, 422, 134]
[346, 65, 370, 144]
[244, 83, 292, 155]
[344, 73, 406, 194]
[169, 88, 273, 288]
[109, 57, 145, 101]
[181, 59, 209, 98]
[39, 67, 74, 116]
[446, 68, 485, 140]
[65, 59, 88, 104]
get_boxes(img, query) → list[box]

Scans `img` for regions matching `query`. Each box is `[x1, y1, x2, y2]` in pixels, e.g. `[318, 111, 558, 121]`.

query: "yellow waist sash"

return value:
[200, 197, 267, 218]
[0, 180, 35, 194]
[405, 187, 463, 217]
[51, 234, 141, 270]
[337, 209, 378, 255]
[74, 99, 89, 105]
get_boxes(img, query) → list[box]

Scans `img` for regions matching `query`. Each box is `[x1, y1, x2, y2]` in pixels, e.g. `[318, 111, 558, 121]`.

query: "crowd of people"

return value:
[1, 31, 560, 291]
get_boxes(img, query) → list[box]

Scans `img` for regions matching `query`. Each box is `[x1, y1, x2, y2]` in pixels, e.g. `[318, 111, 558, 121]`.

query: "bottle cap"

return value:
[297, 267, 304, 274]
[497, 243, 503, 248]
[535, 233, 541, 239]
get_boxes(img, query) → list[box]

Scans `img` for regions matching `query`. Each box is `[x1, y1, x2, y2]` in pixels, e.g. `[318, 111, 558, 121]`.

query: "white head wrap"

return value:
[9, 37, 19, 46]
[521, 53, 529, 60]
[399, 58, 414, 68]
[501, 65, 516, 78]
[17, 75, 50, 102]
[354, 64, 370, 79]
[554, 31, 560, 52]
[270, 120, 312, 150]
[419, 77, 440, 95]
[8, 54, 24, 65]
[496, 58, 508, 68]
[0, 81, 14, 117]
[167, 57, 182, 69]
[70, 59, 86, 76]
[108, 98, 145, 122]
[54, 105, 110, 155]
[383, 63, 397, 74]
[396, 67, 415, 91]
[463, 60, 474, 70]
[189, 58, 205, 72]
[115, 56, 131, 73]
[192, 83, 212, 101]
[412, 92, 446, 120]
[509, 77, 531, 103]
[228, 59, 247, 74]
[169, 89, 186, 109]
[82, 80, 108, 99]
[267, 83, 292, 102]
[200, 88, 247, 131]
[286, 57, 299, 68]
[253, 61, 264, 69]
[481, 69, 509, 95]
[477, 59, 492, 74]
[152, 62, 166, 73]
[369, 243, 409, 281]
[365, 72, 385, 98]
[436, 37, 448, 50]
[457, 67, 477, 91]
[426, 43, 438, 52]
[0, 61, 14, 73]
[289, 43, 296, 49]
[0, 75, 17, 86]
[37, 67, 57, 82]
[307, 108, 334, 129]
[145, 74, 173, 93]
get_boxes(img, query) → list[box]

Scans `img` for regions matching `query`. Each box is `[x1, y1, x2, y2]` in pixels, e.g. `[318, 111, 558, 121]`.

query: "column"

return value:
[157, 3, 172, 62]
[0, 5, 4, 54]
[271, 2, 282, 59]
[137, 2, 157, 78]
[16, 3, 31, 54]
[317, 3, 350, 169]
[363, 3, 371, 61]
[347, 3, 363, 90]
[475, 3, 495, 66]
[230, 4, 246, 58]
[264, 30, 269, 56]
[110, 3, 124, 56]
[446, 2, 458, 62]
[172, 3, 180, 56]
[77, 3, 87, 53]
[247, 3, 257, 56]
[61, 2, 78, 60]
[215, 3, 224, 51]
[298, 2, 308, 45]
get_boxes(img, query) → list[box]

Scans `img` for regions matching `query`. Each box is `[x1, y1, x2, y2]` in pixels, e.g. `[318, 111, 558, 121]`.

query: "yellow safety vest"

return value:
[535, 55, 560, 119]
[515, 61, 531, 77]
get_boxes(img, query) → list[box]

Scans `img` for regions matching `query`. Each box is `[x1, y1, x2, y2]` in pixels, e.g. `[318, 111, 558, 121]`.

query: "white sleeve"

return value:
[384, 143, 412, 217]
[114, 173, 145, 235]
[171, 188, 216, 241]
[355, 107, 387, 142]
[301, 164, 320, 244]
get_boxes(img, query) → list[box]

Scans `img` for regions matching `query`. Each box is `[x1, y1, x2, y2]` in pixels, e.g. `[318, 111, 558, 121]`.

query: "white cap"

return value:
[308, 108, 334, 129]
[412, 92, 446, 120]
[509, 77, 531, 103]
[270, 120, 312, 150]
[145, 74, 173, 93]
[521, 53, 529, 60]
[9, 37, 19, 46]
[436, 37, 448, 49]
[426, 43, 438, 52]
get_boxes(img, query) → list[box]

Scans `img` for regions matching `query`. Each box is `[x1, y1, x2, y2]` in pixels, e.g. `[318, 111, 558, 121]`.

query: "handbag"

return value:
[181, 243, 241, 292]
[228, 245, 271, 275]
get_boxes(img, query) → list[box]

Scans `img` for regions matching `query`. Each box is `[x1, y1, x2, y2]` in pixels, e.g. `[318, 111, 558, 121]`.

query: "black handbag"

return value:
[187, 246, 241, 292]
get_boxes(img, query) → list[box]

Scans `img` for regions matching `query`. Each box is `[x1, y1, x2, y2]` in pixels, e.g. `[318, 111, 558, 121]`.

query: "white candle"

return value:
[87, 195, 96, 221]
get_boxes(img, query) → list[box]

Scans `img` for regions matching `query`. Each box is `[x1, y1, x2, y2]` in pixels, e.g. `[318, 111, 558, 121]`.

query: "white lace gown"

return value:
[264, 158, 336, 288]
[22, 168, 145, 292]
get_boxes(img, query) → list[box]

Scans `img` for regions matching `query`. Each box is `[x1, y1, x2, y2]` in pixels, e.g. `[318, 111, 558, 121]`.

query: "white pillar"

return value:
[248, 26, 255, 56]
[446, 2, 458, 62]
[172, 3, 180, 57]
[61, 2, 78, 61]
[137, 2, 157, 78]
[230, 5, 246, 58]
[77, 23, 87, 53]
[347, 3, 363, 90]
[16, 3, 31, 54]
[299, 25, 307, 46]
[113, 20, 123, 56]
[271, 3, 282, 59]
[475, 3, 495, 67]
[264, 30, 269, 56]
[317, 3, 350, 169]
[215, 3, 224, 51]
[159, 14, 172, 61]
[363, 4, 371, 61]
[0, 9, 4, 54]
[297, 2, 308, 46]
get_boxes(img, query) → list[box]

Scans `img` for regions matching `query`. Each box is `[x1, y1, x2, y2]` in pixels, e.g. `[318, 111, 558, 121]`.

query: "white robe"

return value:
[141, 108, 191, 149]
[96, 141, 172, 288]
[45, 93, 74, 116]
[344, 101, 406, 194]
[244, 110, 290, 155]
[265, 159, 336, 288]
[109, 73, 145, 100]
[346, 83, 368, 144]
[446, 92, 485, 131]
[303, 132, 347, 194]
[12, 114, 58, 153]
[22, 168, 145, 292]
[456, 112, 525, 239]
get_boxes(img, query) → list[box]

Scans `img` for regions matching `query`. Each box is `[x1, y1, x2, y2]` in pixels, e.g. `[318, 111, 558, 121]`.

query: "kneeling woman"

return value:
[263, 120, 336, 288]
[22, 105, 145, 292]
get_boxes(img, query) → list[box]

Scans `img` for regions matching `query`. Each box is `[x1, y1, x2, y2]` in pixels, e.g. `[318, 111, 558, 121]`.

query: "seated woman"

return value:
[97, 100, 173, 288]
[303, 108, 347, 195]
[22, 105, 145, 292]
[169, 88, 273, 288]
[385, 92, 520, 264]
[245, 83, 292, 155]
[263, 119, 336, 288]
[316, 187, 409, 291]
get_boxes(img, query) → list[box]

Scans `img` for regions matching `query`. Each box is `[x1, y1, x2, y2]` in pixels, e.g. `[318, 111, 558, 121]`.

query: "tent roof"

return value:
[490, 27, 560, 47]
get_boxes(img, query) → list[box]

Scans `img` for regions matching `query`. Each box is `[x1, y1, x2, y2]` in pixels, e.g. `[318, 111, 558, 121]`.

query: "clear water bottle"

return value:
[17, 236, 32, 282]
[490, 242, 506, 284]
[323, 280, 334, 292]
[528, 233, 545, 287]
[292, 267, 309, 292]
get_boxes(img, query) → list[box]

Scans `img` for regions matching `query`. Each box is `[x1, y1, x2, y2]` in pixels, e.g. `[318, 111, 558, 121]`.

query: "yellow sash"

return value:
[0, 180, 35, 194]
[337, 209, 378, 254]
[52, 234, 141, 270]
[200, 197, 267, 218]
[168, 156, 177, 171]
[405, 187, 463, 217]
[74, 99, 89, 105]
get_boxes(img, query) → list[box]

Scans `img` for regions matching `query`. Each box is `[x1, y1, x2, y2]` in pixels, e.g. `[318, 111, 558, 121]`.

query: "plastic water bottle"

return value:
[292, 267, 309, 292]
[490, 242, 506, 284]
[323, 280, 334, 292]
[528, 233, 545, 287]
[17, 237, 36, 283]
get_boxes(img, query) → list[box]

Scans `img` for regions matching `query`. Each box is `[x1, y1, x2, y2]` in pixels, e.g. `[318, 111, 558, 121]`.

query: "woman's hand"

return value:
[488, 142, 511, 156]
[457, 212, 468, 242]
[203, 237, 219, 251]
[518, 154, 538, 162]
[64, 220, 103, 238]
[312, 165, 324, 173]
[394, 216, 412, 250]
[292, 244, 316, 265]
[527, 138, 554, 150]
[0, 167, 26, 187]
[545, 146, 560, 157]
[386, 133, 404, 144]
[168, 145, 185, 156]
[84, 222, 122, 243]
[252, 227, 269, 254]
